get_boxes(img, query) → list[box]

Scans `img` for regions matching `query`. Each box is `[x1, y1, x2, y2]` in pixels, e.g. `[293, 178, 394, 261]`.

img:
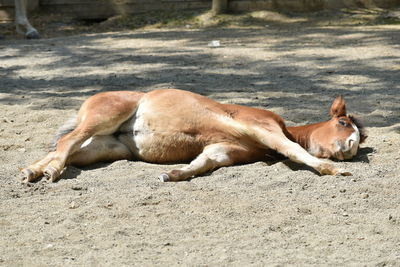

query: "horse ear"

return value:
[330, 96, 347, 117]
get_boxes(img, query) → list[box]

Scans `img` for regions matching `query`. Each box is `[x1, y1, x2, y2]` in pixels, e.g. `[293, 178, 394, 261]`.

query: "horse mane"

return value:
[349, 115, 367, 144]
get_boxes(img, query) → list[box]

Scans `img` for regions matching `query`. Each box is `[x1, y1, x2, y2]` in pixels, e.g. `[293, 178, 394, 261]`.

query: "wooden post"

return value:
[212, 0, 228, 15]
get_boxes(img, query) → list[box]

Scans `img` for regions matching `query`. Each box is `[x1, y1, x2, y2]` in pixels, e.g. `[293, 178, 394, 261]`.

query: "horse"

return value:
[21, 89, 366, 182]
[14, 0, 40, 39]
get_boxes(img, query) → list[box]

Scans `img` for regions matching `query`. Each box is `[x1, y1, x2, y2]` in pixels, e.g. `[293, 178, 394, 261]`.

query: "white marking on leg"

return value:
[80, 137, 93, 148]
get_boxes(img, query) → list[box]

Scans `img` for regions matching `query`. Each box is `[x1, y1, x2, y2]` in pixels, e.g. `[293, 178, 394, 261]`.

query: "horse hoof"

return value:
[158, 173, 170, 182]
[43, 166, 60, 182]
[21, 168, 37, 182]
[317, 163, 340, 176]
[26, 30, 40, 39]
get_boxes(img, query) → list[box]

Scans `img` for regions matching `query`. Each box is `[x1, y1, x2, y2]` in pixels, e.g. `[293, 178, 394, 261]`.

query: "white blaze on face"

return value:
[347, 123, 360, 156]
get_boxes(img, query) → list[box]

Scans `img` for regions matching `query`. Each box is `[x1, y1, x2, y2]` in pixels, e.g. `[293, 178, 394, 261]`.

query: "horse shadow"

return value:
[58, 161, 124, 181]
[57, 165, 84, 181]
[351, 147, 373, 163]
[29, 146, 374, 183]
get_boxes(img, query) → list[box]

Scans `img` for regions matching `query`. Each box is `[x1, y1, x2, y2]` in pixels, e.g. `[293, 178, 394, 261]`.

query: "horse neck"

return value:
[286, 122, 326, 150]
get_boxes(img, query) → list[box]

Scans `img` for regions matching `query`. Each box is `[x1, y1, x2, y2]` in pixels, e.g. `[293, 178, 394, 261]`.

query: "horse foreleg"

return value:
[272, 135, 342, 175]
[158, 143, 242, 182]
[14, 0, 40, 39]
[252, 126, 345, 175]
[280, 141, 341, 175]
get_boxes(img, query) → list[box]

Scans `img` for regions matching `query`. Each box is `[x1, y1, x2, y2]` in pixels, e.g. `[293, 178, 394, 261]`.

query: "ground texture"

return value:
[1, 16, 400, 266]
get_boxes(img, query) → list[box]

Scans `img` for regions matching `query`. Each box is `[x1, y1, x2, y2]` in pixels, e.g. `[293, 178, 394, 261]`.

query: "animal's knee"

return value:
[204, 145, 232, 166]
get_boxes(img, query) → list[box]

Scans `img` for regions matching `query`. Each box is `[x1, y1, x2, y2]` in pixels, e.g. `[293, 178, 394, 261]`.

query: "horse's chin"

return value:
[333, 151, 345, 161]
[307, 144, 355, 161]
[333, 149, 355, 161]
[343, 151, 355, 160]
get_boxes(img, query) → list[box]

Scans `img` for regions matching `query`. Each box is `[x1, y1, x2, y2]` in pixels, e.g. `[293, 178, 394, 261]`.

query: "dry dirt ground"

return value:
[1, 13, 400, 266]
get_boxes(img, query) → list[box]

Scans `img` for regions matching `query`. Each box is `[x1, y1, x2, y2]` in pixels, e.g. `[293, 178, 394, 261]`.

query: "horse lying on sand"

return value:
[22, 89, 366, 182]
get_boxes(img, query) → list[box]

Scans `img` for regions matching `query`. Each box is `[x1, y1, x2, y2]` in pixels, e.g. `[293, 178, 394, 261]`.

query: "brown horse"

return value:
[21, 89, 366, 182]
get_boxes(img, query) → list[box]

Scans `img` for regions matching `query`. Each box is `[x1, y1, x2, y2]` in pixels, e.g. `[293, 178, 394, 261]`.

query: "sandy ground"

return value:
[1, 21, 400, 266]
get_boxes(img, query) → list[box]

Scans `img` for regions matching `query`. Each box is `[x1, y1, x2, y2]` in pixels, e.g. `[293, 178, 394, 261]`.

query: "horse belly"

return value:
[135, 133, 203, 163]
[118, 108, 204, 163]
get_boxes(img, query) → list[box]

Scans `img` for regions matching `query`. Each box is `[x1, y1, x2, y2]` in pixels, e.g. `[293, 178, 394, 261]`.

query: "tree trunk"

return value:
[212, 0, 228, 15]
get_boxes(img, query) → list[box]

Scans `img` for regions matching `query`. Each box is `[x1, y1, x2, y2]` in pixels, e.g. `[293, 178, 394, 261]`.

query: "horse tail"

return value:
[49, 115, 78, 151]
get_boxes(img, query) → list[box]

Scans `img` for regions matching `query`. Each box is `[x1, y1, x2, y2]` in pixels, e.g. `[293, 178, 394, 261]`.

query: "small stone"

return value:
[2, 118, 14, 123]
[71, 186, 82, 191]
[362, 193, 369, 199]
[69, 202, 77, 209]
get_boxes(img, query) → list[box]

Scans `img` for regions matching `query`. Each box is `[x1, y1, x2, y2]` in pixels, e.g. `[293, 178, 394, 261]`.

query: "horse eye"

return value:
[339, 120, 347, 126]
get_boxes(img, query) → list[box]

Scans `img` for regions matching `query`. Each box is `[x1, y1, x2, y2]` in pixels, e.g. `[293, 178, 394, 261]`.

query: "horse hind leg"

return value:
[22, 136, 133, 182]
[22, 92, 143, 182]
[21, 151, 56, 182]
[67, 136, 133, 166]
[42, 122, 129, 182]
[22, 124, 95, 182]
[21, 117, 76, 182]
